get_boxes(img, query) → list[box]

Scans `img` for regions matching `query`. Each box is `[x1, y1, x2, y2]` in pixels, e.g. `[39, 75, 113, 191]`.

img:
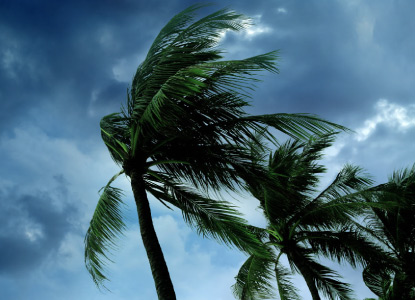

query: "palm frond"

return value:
[262, 134, 337, 222]
[315, 164, 373, 203]
[151, 140, 270, 193]
[85, 171, 126, 288]
[294, 165, 373, 229]
[145, 172, 267, 256]
[289, 252, 354, 300]
[100, 113, 130, 166]
[275, 261, 301, 300]
[303, 229, 392, 269]
[363, 266, 393, 298]
[388, 163, 415, 187]
[130, 7, 255, 130]
[242, 113, 349, 140]
[233, 253, 276, 300]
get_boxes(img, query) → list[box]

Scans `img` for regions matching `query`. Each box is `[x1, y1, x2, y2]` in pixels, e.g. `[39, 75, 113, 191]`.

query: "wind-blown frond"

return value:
[130, 7, 255, 130]
[262, 134, 336, 222]
[304, 229, 391, 268]
[315, 165, 373, 203]
[359, 164, 415, 299]
[145, 172, 266, 256]
[85, 171, 126, 288]
[275, 261, 301, 300]
[233, 253, 276, 300]
[242, 113, 349, 140]
[289, 252, 354, 300]
[100, 113, 130, 166]
[295, 165, 373, 229]
[363, 266, 393, 299]
[151, 139, 270, 193]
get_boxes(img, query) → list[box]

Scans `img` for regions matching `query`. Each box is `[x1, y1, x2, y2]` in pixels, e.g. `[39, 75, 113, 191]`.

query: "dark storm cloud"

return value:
[2, 0, 414, 135]
[0, 0, 195, 136]
[225, 0, 415, 125]
[0, 178, 79, 275]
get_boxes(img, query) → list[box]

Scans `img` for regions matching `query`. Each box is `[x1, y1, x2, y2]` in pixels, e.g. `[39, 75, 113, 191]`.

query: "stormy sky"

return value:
[1, 0, 414, 299]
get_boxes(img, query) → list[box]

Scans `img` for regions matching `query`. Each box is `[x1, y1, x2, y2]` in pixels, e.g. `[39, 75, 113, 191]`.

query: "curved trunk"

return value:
[290, 254, 321, 300]
[130, 170, 176, 300]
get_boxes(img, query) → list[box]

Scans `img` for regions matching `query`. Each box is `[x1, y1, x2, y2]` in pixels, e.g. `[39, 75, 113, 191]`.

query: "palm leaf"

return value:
[242, 113, 349, 140]
[84, 171, 126, 288]
[150, 140, 270, 193]
[363, 266, 393, 298]
[145, 172, 267, 256]
[233, 253, 276, 300]
[131, 7, 253, 130]
[100, 113, 130, 166]
[303, 229, 392, 269]
[262, 135, 336, 222]
[293, 165, 373, 229]
[289, 252, 354, 300]
[275, 260, 301, 300]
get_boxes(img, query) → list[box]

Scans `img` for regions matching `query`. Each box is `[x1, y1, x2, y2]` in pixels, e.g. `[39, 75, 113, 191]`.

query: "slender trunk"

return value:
[130, 170, 176, 300]
[290, 255, 321, 300]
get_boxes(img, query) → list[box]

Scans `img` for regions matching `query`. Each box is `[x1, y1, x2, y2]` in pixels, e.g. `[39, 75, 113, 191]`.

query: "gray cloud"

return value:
[0, 178, 79, 275]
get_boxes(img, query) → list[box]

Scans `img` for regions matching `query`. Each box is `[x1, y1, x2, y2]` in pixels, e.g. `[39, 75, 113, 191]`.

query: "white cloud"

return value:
[25, 224, 44, 242]
[244, 15, 272, 40]
[112, 55, 144, 83]
[277, 7, 288, 14]
[245, 25, 271, 38]
[356, 99, 415, 141]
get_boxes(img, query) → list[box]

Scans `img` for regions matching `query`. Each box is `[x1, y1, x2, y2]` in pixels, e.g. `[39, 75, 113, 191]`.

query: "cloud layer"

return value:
[1, 1, 414, 299]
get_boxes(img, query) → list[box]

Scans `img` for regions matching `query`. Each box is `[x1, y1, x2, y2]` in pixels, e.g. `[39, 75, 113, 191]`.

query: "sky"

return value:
[1, 0, 414, 299]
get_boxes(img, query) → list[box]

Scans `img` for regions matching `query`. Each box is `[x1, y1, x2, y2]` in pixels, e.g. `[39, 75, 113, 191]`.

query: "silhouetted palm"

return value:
[84, 5, 346, 300]
[233, 134, 387, 300]
[362, 165, 415, 300]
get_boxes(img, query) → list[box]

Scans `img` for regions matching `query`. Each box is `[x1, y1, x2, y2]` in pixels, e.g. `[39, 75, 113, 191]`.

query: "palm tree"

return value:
[84, 5, 346, 300]
[233, 134, 388, 300]
[361, 165, 415, 300]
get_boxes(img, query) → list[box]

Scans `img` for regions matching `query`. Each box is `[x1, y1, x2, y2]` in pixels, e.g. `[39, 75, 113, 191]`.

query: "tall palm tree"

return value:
[361, 165, 415, 300]
[84, 5, 346, 300]
[233, 134, 388, 300]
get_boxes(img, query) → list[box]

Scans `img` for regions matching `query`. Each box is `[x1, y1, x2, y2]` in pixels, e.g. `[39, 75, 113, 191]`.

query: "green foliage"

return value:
[84, 171, 126, 288]
[233, 252, 276, 300]
[275, 260, 301, 300]
[145, 171, 268, 256]
[361, 164, 415, 300]
[85, 4, 349, 291]
[234, 134, 389, 300]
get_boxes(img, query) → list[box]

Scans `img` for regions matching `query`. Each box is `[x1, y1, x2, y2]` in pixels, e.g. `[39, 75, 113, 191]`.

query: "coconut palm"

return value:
[233, 134, 388, 300]
[84, 5, 346, 300]
[361, 165, 415, 300]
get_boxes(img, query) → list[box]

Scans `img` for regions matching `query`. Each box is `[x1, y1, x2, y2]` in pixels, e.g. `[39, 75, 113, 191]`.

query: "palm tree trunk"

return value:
[130, 170, 177, 300]
[290, 255, 321, 300]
